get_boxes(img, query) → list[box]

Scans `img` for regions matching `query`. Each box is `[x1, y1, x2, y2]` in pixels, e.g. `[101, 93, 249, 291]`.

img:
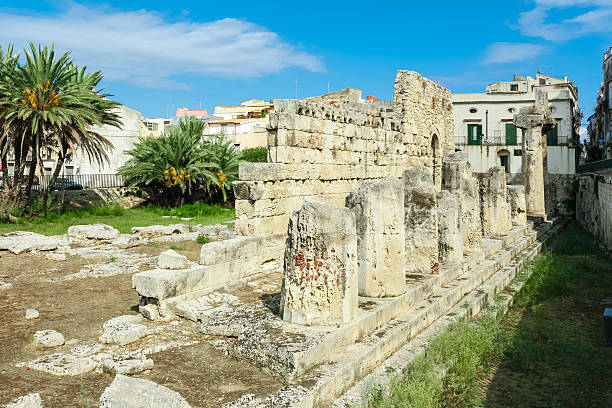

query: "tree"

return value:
[119, 118, 241, 206]
[0, 43, 121, 214]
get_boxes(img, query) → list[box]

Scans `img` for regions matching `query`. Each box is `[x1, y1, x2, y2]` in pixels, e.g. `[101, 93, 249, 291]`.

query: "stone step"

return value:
[330, 220, 564, 407]
[223, 222, 545, 382]
[267, 220, 562, 407]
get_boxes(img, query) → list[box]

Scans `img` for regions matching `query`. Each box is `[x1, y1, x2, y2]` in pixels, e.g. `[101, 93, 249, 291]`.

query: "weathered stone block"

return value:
[403, 166, 439, 274]
[480, 167, 511, 237]
[346, 176, 405, 297]
[437, 190, 463, 265]
[33, 330, 65, 348]
[280, 199, 358, 325]
[506, 185, 527, 226]
[442, 152, 482, 253]
[158, 249, 189, 270]
[99, 374, 191, 408]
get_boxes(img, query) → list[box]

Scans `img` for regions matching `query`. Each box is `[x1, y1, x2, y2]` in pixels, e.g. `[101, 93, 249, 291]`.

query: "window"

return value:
[500, 155, 509, 172]
[505, 123, 518, 145]
[510, 84, 519, 91]
[545, 124, 559, 146]
[467, 124, 482, 145]
[508, 107, 516, 113]
[145, 122, 158, 131]
[469, 108, 478, 113]
[514, 149, 522, 156]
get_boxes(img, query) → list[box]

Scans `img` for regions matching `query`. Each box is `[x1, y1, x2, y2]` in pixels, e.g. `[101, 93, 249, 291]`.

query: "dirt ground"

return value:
[0, 241, 282, 408]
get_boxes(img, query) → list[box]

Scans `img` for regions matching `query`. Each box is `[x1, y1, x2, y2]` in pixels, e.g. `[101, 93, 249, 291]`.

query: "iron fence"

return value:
[0, 173, 125, 191]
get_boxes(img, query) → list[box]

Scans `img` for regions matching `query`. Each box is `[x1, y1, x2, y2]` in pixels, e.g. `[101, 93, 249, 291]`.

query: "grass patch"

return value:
[369, 221, 612, 408]
[0, 203, 235, 235]
[196, 235, 210, 245]
[169, 244, 185, 251]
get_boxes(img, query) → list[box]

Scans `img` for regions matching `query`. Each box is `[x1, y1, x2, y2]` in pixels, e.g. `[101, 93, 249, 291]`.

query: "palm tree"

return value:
[0, 43, 121, 208]
[203, 135, 240, 202]
[120, 118, 217, 206]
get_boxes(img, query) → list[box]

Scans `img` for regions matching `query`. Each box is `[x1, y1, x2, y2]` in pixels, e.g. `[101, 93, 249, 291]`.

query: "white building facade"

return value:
[452, 74, 581, 215]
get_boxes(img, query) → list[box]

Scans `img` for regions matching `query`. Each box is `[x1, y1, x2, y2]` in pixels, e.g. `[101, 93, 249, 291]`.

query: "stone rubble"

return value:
[33, 330, 64, 348]
[99, 315, 147, 346]
[45, 252, 66, 261]
[0, 231, 68, 254]
[131, 224, 192, 238]
[157, 249, 189, 270]
[99, 374, 192, 408]
[67, 224, 120, 243]
[111, 234, 141, 249]
[25, 309, 39, 320]
[3, 393, 43, 408]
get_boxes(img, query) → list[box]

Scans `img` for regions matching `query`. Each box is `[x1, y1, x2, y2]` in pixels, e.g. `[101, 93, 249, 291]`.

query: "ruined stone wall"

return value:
[32, 188, 144, 209]
[234, 71, 454, 236]
[576, 172, 612, 250]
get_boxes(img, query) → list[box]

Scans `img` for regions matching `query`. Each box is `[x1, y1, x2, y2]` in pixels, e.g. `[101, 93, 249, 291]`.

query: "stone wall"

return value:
[33, 188, 144, 209]
[576, 172, 612, 250]
[234, 71, 454, 237]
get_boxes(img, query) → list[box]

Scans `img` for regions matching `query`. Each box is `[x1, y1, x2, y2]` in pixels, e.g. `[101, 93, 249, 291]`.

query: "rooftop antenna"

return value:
[328, 81, 330, 93]
[295, 79, 298, 99]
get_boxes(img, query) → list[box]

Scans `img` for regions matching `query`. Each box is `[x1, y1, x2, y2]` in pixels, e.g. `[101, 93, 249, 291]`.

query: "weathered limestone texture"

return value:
[234, 71, 454, 236]
[514, 88, 554, 217]
[4, 393, 42, 408]
[441, 151, 482, 253]
[577, 171, 612, 250]
[346, 176, 405, 297]
[480, 167, 511, 237]
[436, 190, 463, 265]
[506, 185, 528, 226]
[402, 166, 439, 274]
[99, 374, 191, 408]
[280, 199, 358, 325]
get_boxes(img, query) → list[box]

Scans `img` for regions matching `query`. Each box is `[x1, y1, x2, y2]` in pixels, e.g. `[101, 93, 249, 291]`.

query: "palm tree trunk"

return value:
[22, 142, 38, 206]
[41, 143, 66, 204]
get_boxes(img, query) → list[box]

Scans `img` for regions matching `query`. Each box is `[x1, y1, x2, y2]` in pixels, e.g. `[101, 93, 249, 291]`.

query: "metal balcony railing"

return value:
[0, 173, 125, 191]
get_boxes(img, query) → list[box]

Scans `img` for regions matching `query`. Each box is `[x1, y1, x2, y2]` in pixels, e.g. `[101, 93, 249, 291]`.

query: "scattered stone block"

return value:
[99, 315, 147, 346]
[101, 356, 154, 376]
[112, 234, 141, 249]
[506, 185, 528, 226]
[33, 330, 64, 348]
[25, 309, 39, 320]
[99, 374, 191, 408]
[346, 176, 406, 297]
[403, 166, 439, 274]
[45, 252, 66, 261]
[157, 249, 188, 270]
[442, 152, 483, 253]
[437, 190, 463, 265]
[67, 224, 120, 241]
[3, 393, 42, 408]
[480, 167, 511, 237]
[0, 281, 12, 290]
[280, 199, 358, 325]
[131, 224, 191, 238]
[26, 353, 96, 376]
[0, 231, 68, 254]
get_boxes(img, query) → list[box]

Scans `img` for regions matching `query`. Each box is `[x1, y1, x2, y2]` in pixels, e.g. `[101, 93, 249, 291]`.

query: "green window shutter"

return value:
[477, 125, 483, 145]
[546, 124, 558, 146]
[505, 123, 517, 145]
[468, 124, 483, 145]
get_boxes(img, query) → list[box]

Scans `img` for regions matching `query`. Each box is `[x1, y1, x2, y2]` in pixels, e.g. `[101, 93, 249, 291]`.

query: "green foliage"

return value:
[141, 202, 234, 219]
[0, 43, 121, 208]
[239, 146, 268, 163]
[196, 235, 210, 245]
[169, 244, 184, 251]
[119, 118, 239, 205]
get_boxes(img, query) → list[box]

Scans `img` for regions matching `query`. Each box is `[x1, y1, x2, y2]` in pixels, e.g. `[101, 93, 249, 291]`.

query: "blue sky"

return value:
[0, 0, 610, 130]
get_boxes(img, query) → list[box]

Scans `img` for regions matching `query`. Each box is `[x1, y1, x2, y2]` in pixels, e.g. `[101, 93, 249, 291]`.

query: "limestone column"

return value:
[480, 167, 511, 237]
[346, 176, 406, 297]
[402, 166, 439, 274]
[280, 199, 358, 326]
[441, 151, 482, 253]
[437, 190, 463, 265]
[513, 89, 554, 218]
[506, 185, 527, 226]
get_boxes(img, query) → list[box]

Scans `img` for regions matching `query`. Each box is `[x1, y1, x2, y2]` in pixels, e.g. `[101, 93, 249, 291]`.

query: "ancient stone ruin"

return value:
[1, 70, 562, 408]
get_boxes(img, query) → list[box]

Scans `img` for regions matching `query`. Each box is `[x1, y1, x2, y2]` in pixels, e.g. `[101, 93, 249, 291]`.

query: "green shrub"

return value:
[196, 235, 210, 245]
[239, 147, 268, 163]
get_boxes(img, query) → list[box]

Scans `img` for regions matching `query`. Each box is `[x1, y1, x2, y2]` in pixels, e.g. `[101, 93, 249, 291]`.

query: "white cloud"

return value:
[579, 126, 588, 142]
[517, 0, 612, 41]
[483, 42, 546, 64]
[0, 3, 324, 89]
